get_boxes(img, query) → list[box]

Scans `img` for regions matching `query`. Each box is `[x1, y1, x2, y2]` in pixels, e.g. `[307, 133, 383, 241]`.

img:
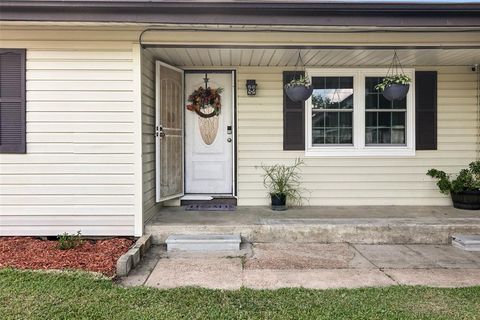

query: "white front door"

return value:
[185, 72, 234, 194]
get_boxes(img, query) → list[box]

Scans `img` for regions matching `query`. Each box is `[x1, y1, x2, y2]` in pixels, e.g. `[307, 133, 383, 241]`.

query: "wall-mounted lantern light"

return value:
[246, 80, 257, 96]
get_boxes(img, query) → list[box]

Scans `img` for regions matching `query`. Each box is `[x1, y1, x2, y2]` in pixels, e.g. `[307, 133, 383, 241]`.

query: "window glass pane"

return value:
[378, 112, 391, 127]
[391, 112, 406, 144]
[311, 111, 353, 145]
[392, 112, 405, 127]
[339, 128, 353, 144]
[312, 111, 325, 128]
[312, 128, 325, 144]
[365, 112, 377, 127]
[378, 128, 391, 144]
[378, 94, 392, 109]
[365, 77, 407, 145]
[339, 112, 352, 127]
[311, 76, 353, 145]
[365, 94, 378, 109]
[365, 128, 377, 144]
[311, 77, 325, 89]
[392, 129, 405, 144]
[312, 76, 354, 110]
[366, 111, 406, 145]
[340, 77, 353, 89]
[393, 97, 407, 109]
[325, 128, 339, 144]
[365, 77, 381, 93]
[325, 112, 338, 127]
[340, 95, 353, 109]
[325, 77, 338, 89]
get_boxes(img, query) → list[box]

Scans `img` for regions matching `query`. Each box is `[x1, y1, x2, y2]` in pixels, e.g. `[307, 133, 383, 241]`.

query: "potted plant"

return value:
[374, 74, 411, 102]
[260, 158, 305, 211]
[427, 161, 480, 210]
[284, 75, 313, 102]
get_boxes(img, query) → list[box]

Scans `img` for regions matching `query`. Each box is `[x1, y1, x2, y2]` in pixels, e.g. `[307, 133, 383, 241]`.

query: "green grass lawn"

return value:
[1, 268, 479, 320]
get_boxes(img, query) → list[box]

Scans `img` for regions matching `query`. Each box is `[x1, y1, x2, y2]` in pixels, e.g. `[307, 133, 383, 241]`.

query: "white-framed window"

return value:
[305, 68, 415, 157]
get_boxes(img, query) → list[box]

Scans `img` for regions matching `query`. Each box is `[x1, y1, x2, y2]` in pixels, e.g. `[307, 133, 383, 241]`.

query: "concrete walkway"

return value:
[119, 243, 480, 290]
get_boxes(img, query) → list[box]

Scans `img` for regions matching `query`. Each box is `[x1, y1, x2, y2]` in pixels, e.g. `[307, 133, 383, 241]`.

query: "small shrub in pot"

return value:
[260, 158, 305, 211]
[427, 161, 480, 210]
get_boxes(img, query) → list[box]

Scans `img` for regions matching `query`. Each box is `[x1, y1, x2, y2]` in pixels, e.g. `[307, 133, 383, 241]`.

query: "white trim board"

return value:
[180, 195, 214, 201]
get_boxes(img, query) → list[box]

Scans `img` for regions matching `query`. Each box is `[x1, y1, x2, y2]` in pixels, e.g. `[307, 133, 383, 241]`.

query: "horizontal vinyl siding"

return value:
[141, 49, 162, 223]
[236, 66, 478, 206]
[0, 46, 136, 236]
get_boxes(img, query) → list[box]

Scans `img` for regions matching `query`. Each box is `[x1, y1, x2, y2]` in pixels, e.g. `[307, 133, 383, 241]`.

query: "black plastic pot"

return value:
[451, 191, 480, 210]
[271, 193, 287, 211]
[382, 84, 410, 102]
[284, 85, 313, 102]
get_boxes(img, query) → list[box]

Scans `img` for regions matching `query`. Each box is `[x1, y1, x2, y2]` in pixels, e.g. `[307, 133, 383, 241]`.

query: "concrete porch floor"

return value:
[145, 206, 480, 244]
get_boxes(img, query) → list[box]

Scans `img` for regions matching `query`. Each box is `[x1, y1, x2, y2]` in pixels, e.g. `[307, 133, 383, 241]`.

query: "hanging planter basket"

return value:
[382, 83, 410, 102]
[375, 51, 411, 102]
[284, 51, 313, 102]
[285, 84, 313, 102]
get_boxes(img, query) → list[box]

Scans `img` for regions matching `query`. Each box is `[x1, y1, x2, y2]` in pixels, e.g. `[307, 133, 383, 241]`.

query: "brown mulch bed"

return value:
[0, 237, 134, 277]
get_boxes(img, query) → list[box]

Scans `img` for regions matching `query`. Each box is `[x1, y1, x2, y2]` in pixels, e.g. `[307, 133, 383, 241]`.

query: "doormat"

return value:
[185, 204, 236, 211]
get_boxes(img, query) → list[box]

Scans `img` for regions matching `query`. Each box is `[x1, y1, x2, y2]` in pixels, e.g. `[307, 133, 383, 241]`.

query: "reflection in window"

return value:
[311, 76, 353, 145]
[365, 77, 406, 145]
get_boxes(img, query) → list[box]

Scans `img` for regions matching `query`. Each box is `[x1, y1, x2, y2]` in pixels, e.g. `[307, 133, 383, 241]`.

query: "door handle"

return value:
[156, 126, 166, 138]
[227, 138, 232, 143]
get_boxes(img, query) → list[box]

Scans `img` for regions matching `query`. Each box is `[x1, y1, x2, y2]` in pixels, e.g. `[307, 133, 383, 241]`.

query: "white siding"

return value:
[0, 45, 137, 236]
[236, 66, 478, 206]
[141, 49, 162, 223]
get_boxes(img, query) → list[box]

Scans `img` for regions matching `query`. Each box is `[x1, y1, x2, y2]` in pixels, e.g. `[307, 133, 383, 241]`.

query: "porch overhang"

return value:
[146, 45, 480, 67]
[2, 1, 480, 27]
[137, 25, 480, 67]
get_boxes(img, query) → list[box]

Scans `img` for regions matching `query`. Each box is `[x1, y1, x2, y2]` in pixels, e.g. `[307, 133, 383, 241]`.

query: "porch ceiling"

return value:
[147, 47, 480, 67]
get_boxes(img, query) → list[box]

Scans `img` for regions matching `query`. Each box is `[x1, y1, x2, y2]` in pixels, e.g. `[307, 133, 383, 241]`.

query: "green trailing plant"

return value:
[427, 161, 480, 195]
[260, 158, 305, 205]
[285, 75, 311, 88]
[374, 74, 411, 92]
[57, 231, 83, 250]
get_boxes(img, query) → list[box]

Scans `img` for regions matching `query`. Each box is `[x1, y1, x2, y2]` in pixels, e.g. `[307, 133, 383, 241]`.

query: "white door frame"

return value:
[155, 60, 185, 202]
[183, 69, 237, 196]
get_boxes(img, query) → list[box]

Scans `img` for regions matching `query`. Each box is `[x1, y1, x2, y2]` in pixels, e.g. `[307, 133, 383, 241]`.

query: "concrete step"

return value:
[165, 234, 241, 252]
[452, 235, 480, 251]
[147, 217, 480, 245]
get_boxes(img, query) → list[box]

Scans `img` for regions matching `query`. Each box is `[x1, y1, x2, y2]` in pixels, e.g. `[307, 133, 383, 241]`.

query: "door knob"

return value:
[227, 138, 232, 142]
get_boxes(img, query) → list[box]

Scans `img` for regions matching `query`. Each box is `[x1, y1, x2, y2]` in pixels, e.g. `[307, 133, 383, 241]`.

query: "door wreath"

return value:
[186, 86, 224, 118]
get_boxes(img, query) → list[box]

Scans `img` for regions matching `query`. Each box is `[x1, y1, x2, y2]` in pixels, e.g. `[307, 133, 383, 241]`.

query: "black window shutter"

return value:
[415, 71, 437, 150]
[0, 49, 26, 153]
[283, 71, 305, 150]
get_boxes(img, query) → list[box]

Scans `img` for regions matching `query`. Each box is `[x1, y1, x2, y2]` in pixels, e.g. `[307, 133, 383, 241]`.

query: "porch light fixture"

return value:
[246, 80, 257, 96]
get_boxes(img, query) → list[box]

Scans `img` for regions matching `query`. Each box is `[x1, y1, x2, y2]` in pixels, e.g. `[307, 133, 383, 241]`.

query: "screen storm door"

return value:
[155, 61, 184, 202]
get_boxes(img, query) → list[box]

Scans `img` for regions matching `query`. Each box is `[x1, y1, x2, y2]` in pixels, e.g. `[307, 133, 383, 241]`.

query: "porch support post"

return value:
[132, 43, 144, 237]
